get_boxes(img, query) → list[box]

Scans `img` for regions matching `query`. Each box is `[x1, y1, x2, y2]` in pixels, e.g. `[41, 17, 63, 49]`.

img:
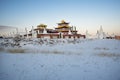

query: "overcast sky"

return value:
[0, 0, 120, 35]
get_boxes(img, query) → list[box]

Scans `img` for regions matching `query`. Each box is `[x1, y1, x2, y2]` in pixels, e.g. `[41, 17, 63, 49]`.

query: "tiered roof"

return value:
[56, 20, 70, 29]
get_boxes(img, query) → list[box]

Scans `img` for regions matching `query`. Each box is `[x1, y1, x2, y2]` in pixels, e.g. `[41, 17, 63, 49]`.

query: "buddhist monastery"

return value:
[24, 20, 85, 39]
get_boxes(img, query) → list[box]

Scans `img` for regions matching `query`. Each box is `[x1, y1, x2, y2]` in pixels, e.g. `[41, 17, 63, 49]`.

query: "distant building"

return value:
[115, 35, 120, 40]
[24, 20, 85, 39]
[96, 26, 116, 39]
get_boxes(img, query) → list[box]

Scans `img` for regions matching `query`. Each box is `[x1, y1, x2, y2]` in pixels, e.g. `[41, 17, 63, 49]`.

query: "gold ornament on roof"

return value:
[61, 20, 66, 23]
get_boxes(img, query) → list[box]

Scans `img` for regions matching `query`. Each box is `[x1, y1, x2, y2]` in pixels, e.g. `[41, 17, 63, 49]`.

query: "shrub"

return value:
[0, 47, 4, 52]
[7, 48, 25, 53]
[96, 52, 120, 57]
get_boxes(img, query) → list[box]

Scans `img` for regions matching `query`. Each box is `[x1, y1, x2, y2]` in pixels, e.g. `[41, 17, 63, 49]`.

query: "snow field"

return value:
[0, 39, 120, 80]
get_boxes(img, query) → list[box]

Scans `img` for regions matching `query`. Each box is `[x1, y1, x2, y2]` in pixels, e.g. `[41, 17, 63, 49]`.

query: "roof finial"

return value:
[61, 20, 65, 23]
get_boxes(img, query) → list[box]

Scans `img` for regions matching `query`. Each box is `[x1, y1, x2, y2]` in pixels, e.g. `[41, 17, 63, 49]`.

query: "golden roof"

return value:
[58, 20, 69, 25]
[58, 25, 70, 28]
[37, 24, 47, 28]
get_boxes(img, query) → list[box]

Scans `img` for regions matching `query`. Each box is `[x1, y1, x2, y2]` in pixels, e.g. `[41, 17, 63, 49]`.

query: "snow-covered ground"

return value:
[0, 38, 120, 80]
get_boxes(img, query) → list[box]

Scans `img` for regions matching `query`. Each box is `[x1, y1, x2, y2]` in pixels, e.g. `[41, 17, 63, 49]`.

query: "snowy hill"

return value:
[0, 39, 120, 80]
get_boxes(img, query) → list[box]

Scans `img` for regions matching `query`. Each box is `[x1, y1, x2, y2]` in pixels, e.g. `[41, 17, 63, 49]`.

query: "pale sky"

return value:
[0, 0, 120, 35]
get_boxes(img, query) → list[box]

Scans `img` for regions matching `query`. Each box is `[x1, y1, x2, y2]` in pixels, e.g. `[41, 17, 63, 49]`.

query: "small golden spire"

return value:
[61, 20, 66, 23]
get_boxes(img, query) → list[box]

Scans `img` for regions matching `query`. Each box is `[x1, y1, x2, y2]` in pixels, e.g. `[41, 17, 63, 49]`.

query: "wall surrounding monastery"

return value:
[37, 34, 85, 39]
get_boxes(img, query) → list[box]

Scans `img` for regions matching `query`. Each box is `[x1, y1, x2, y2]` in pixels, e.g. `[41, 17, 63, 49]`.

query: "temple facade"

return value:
[24, 20, 85, 39]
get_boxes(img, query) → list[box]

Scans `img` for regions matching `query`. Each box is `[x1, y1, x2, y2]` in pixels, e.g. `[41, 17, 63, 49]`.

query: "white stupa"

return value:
[85, 30, 89, 39]
[32, 26, 37, 38]
[25, 28, 28, 38]
[96, 26, 106, 39]
[37, 30, 40, 34]
[43, 28, 47, 34]
[68, 29, 72, 35]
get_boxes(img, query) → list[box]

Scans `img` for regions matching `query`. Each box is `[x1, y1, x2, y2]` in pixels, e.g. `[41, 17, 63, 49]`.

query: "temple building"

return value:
[55, 20, 77, 34]
[24, 20, 85, 39]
